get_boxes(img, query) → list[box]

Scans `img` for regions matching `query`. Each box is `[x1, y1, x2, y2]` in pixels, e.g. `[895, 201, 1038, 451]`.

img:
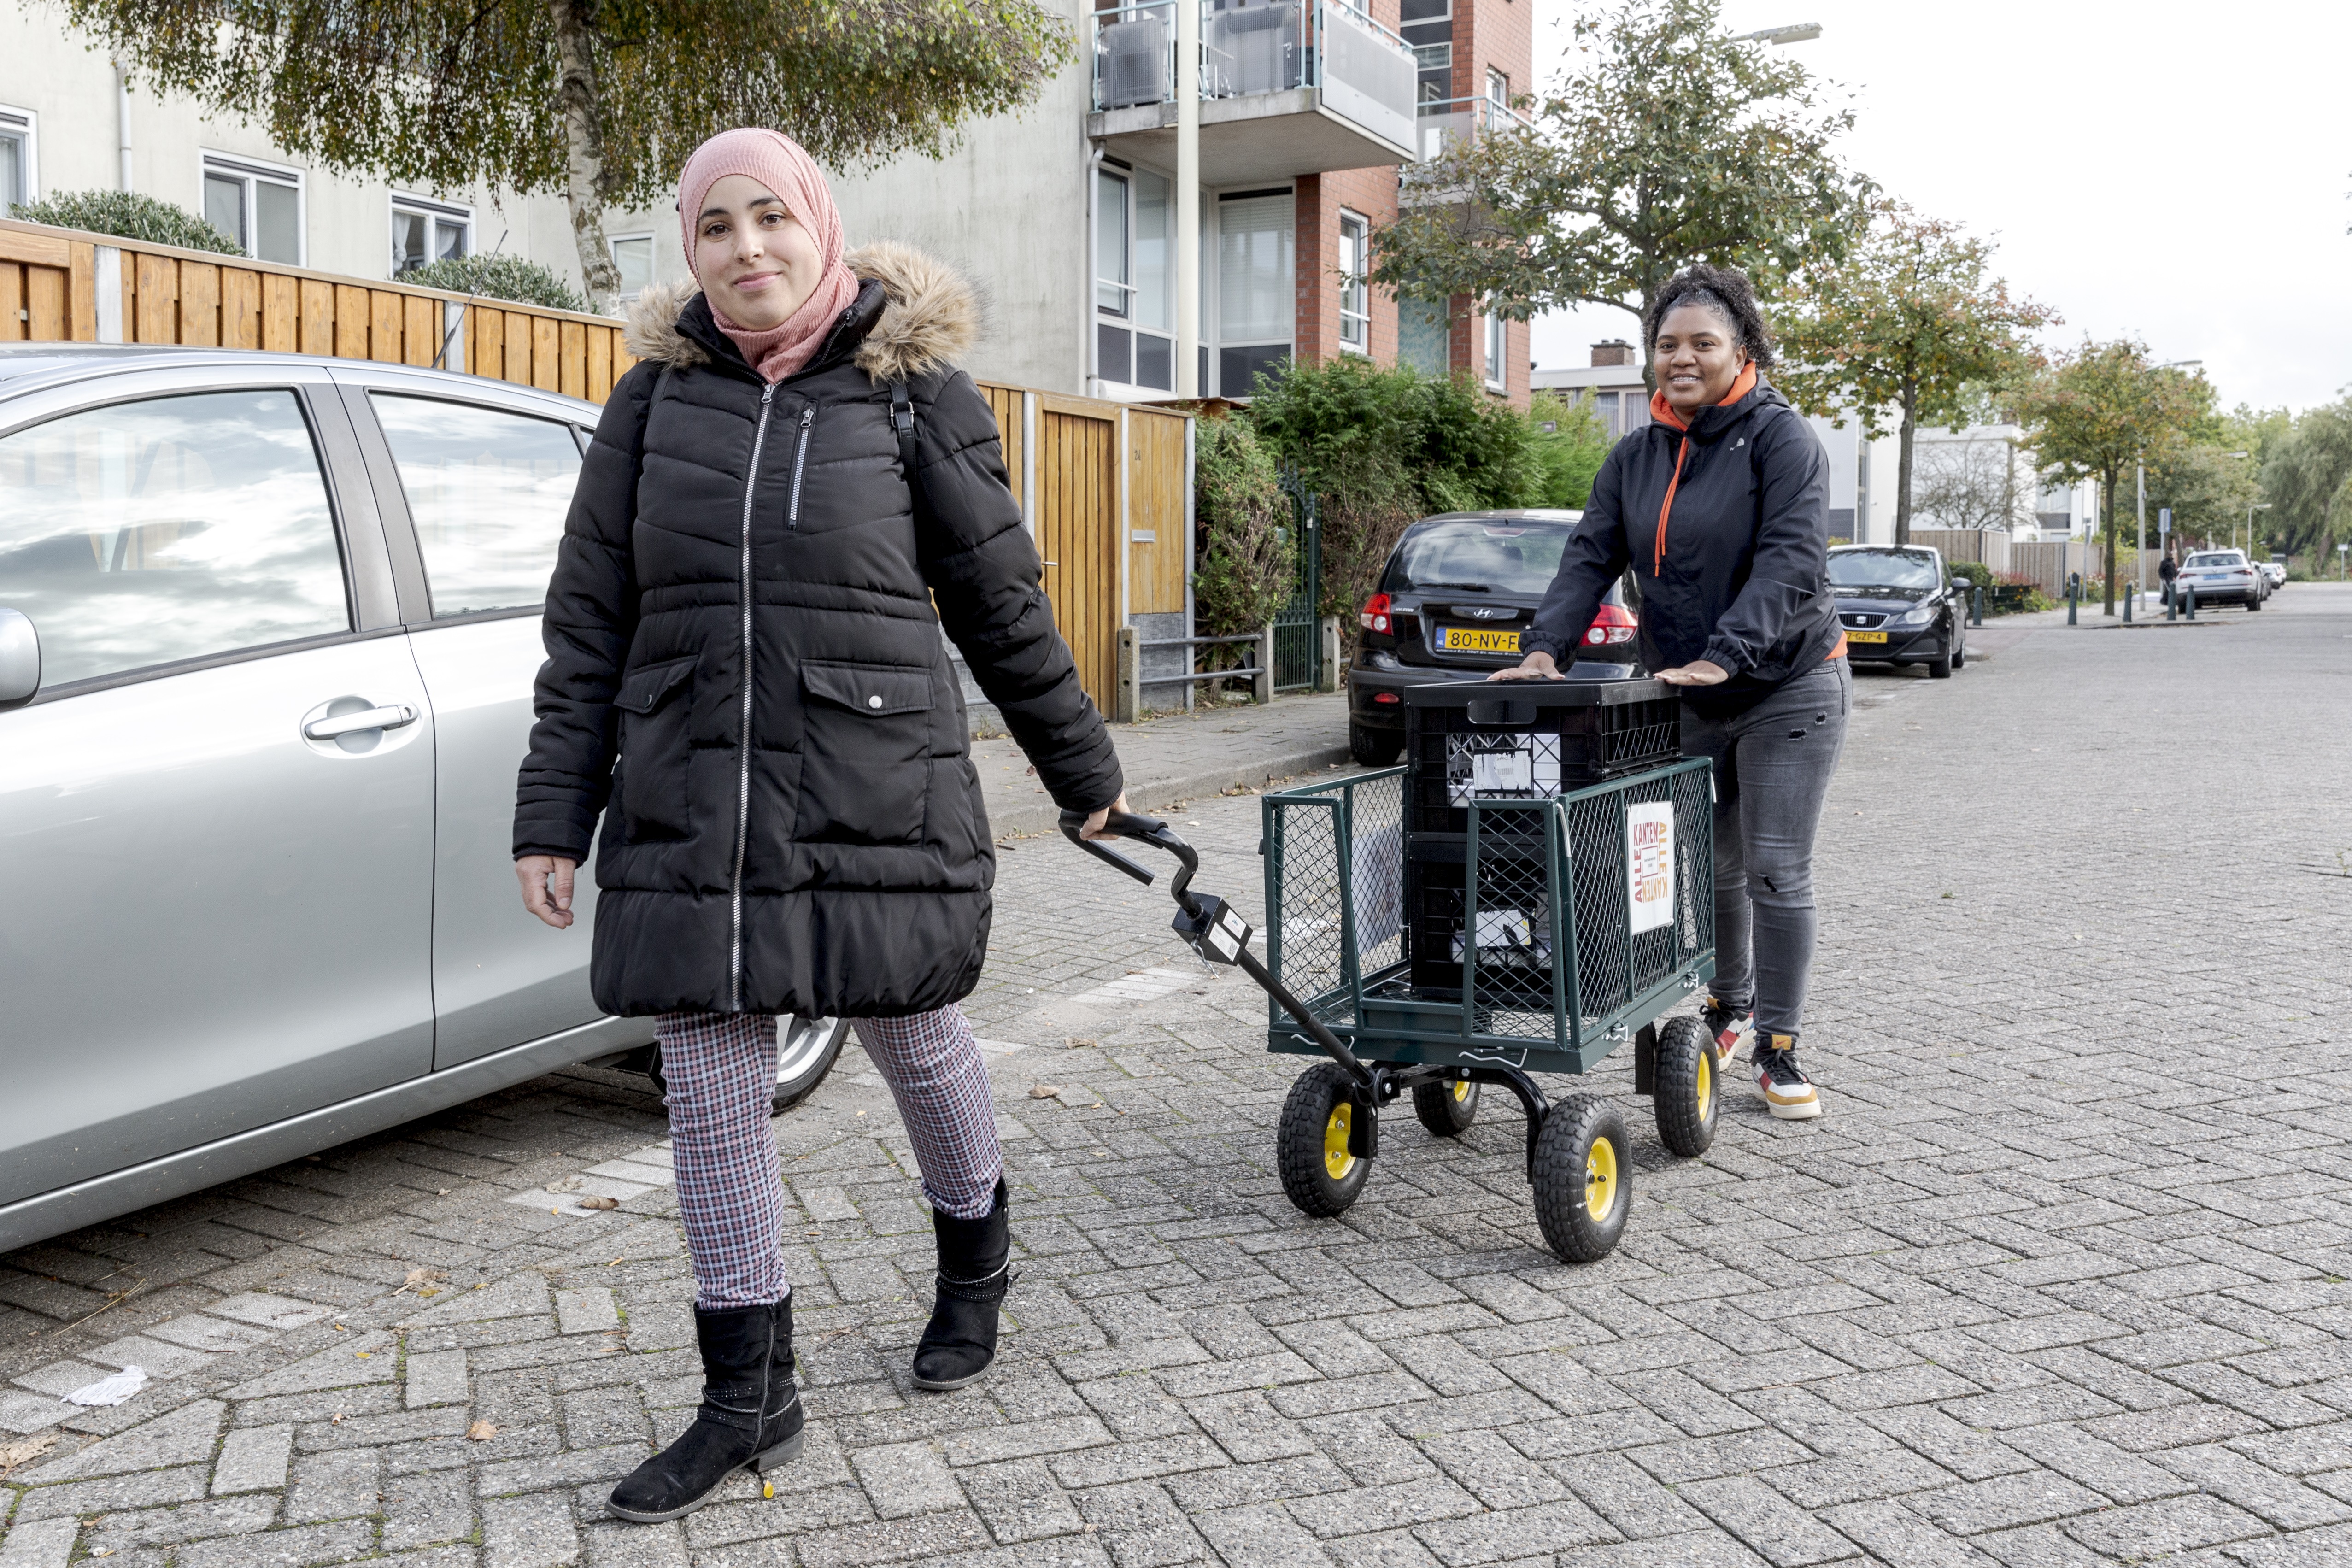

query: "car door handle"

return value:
[303, 703, 418, 740]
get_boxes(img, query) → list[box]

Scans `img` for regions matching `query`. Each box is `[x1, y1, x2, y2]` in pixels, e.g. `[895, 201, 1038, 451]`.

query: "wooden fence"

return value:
[0, 216, 1190, 717]
[1911, 529, 2012, 574]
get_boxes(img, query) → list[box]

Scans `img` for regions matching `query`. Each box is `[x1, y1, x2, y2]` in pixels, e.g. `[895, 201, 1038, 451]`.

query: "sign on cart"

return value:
[1627, 801, 1675, 934]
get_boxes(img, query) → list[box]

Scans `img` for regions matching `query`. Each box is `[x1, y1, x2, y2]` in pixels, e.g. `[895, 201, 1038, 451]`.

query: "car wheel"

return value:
[1349, 722, 1404, 767]
[1952, 636, 1966, 669]
[645, 1015, 852, 1116]
[2248, 593, 2262, 612]
[1928, 652, 1953, 679]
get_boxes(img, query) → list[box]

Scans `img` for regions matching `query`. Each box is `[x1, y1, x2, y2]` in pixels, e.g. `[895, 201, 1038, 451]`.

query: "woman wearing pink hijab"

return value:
[513, 129, 1128, 1523]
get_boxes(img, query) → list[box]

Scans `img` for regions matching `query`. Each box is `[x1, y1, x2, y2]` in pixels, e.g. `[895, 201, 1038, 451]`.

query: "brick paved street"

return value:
[4, 588, 2349, 1568]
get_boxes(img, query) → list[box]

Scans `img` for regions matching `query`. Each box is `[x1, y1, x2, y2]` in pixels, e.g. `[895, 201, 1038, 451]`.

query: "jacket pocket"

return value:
[613, 654, 696, 841]
[796, 661, 933, 845]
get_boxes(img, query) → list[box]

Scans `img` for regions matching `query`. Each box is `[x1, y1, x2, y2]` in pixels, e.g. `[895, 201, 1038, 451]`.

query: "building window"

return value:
[1218, 187, 1295, 397]
[391, 194, 471, 277]
[1487, 68, 1510, 110]
[202, 154, 304, 266]
[1094, 164, 1175, 393]
[1399, 0, 1452, 104]
[609, 234, 654, 299]
[0, 106, 35, 209]
[1484, 310, 1506, 388]
[1337, 211, 1369, 352]
[1399, 297, 1447, 376]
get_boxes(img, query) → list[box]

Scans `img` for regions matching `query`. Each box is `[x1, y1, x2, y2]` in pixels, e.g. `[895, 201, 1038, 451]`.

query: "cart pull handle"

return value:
[1056, 808, 1199, 892]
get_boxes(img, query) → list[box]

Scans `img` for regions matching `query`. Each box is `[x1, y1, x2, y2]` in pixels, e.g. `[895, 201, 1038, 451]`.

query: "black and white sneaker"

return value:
[1753, 1036, 1821, 1120]
[1701, 997, 1752, 1067]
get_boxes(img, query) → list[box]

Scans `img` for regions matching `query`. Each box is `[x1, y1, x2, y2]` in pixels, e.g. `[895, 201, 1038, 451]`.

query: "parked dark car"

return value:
[1827, 544, 1968, 678]
[1345, 510, 1636, 766]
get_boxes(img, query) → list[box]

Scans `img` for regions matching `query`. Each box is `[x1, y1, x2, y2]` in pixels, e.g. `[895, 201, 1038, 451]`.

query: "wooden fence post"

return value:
[1253, 626, 1275, 705]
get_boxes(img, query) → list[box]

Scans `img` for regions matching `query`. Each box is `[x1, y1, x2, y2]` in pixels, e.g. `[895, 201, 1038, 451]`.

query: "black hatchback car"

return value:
[1346, 510, 1636, 765]
[1827, 544, 1968, 678]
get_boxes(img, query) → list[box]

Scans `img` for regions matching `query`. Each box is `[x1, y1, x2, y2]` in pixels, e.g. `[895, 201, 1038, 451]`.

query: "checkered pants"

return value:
[654, 1005, 1002, 1310]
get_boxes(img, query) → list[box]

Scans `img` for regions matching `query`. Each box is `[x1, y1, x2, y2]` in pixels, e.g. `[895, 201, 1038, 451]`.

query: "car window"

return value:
[2185, 553, 2240, 568]
[1827, 551, 1939, 589]
[0, 389, 349, 688]
[1385, 521, 1572, 596]
[370, 393, 584, 617]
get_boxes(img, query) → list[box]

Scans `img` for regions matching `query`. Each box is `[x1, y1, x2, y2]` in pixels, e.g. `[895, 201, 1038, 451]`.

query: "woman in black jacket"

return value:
[1497, 264, 1845, 1123]
[510, 129, 1126, 1523]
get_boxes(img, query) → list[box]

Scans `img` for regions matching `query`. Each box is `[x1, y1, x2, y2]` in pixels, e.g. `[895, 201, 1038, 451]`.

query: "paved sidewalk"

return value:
[5, 591, 2351, 1567]
[977, 691, 1353, 840]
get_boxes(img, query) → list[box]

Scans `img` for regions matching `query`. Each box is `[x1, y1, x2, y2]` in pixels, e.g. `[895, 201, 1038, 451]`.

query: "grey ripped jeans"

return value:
[1678, 659, 1851, 1039]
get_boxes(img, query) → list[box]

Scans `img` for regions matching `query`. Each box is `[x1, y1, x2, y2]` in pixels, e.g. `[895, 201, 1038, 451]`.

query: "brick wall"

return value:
[1294, 167, 1400, 368]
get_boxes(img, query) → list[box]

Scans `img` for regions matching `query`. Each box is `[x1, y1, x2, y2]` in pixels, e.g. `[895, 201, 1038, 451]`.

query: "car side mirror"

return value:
[0, 608, 41, 708]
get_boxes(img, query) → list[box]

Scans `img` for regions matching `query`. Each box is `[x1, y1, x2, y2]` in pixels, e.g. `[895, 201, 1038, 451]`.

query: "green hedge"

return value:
[10, 190, 239, 254]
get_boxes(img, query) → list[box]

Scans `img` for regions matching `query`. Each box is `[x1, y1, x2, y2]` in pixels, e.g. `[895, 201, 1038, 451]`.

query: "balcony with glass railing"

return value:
[1398, 94, 1534, 205]
[1089, 0, 1419, 184]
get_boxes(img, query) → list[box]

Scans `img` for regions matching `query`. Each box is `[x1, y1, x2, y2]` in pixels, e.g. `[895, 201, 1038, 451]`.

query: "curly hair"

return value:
[1645, 264, 1777, 370]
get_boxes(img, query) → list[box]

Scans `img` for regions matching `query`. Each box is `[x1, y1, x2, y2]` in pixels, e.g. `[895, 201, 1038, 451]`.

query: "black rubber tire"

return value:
[771, 1016, 851, 1113]
[2248, 594, 2262, 611]
[1412, 1077, 1481, 1137]
[1349, 723, 1405, 768]
[1927, 652, 1953, 678]
[1531, 1094, 1631, 1263]
[1952, 635, 1966, 669]
[645, 1015, 851, 1117]
[1277, 1063, 1372, 1217]
[1652, 1016, 1718, 1158]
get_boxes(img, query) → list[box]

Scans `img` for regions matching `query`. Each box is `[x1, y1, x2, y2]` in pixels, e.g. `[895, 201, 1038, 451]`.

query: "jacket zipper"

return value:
[787, 406, 816, 527]
[730, 384, 778, 1011]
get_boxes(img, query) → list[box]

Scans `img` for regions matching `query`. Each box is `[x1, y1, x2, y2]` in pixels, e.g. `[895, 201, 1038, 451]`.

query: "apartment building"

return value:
[826, 0, 1531, 405]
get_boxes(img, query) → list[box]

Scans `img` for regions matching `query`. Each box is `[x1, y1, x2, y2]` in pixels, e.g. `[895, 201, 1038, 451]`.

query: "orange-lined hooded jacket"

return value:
[1524, 371, 1841, 716]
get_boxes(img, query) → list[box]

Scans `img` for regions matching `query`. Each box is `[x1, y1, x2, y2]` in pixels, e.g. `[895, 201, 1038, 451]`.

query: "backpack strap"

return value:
[889, 379, 927, 523]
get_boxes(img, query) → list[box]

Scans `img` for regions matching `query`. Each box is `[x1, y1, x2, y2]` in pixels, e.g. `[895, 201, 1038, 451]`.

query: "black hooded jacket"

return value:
[1525, 377, 1842, 716]
[513, 243, 1121, 1019]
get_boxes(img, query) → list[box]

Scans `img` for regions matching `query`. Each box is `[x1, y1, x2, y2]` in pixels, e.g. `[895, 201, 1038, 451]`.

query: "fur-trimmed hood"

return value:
[621, 241, 979, 385]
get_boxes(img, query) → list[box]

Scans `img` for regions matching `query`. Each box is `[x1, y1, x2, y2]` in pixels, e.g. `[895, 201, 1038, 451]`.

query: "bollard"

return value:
[2067, 580, 2077, 626]
[2185, 583, 2196, 620]
[1971, 585, 1984, 627]
[2124, 587, 2134, 623]
[2166, 583, 2177, 621]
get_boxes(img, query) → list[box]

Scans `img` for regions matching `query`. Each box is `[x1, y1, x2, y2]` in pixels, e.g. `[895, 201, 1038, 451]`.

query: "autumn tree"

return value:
[1774, 200, 2055, 545]
[2012, 341, 2214, 615]
[62, 0, 1073, 313]
[1371, 0, 1868, 382]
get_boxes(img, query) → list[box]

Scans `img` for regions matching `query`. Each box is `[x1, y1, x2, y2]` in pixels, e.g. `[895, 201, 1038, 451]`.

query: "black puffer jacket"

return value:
[514, 243, 1121, 1019]
[1526, 376, 1840, 717]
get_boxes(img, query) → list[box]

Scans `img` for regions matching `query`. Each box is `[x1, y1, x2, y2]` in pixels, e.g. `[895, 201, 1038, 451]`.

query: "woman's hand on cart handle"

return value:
[1653, 660, 1728, 687]
[1490, 651, 1566, 681]
[1080, 792, 1133, 840]
[516, 855, 577, 930]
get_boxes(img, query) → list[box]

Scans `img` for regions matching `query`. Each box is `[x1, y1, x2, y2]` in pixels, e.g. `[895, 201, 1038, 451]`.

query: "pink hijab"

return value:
[677, 128, 861, 384]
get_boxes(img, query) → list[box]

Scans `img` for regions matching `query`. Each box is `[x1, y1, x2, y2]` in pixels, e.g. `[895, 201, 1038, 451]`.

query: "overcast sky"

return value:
[1526, 0, 2352, 415]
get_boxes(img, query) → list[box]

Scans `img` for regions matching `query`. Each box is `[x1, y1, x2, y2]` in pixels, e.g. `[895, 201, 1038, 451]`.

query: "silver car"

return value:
[0, 346, 841, 1255]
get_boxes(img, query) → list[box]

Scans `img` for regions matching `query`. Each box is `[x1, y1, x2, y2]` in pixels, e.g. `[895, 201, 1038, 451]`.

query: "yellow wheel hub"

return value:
[1696, 1050, 1712, 1116]
[1584, 1134, 1619, 1222]
[1453, 1080, 1473, 1102]
[1323, 1102, 1356, 1180]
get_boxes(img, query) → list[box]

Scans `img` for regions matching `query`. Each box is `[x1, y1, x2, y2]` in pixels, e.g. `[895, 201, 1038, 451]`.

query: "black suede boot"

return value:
[607, 1299, 803, 1522]
[911, 1178, 1012, 1392]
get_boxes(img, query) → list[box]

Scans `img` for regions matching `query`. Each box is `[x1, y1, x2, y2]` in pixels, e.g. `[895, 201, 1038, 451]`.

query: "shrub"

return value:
[1246, 355, 1543, 517]
[1312, 443, 1419, 648]
[401, 254, 587, 313]
[1945, 560, 1994, 592]
[1191, 415, 1294, 667]
[11, 190, 239, 254]
[1528, 392, 1611, 509]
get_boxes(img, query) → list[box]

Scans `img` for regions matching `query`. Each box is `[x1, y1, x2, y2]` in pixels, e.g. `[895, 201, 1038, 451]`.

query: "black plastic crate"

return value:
[1400, 678, 1680, 840]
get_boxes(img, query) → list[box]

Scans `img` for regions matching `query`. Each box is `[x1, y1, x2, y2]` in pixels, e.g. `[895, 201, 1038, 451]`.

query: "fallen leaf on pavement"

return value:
[467, 1421, 498, 1441]
[0, 1434, 56, 1474]
[1065, 1037, 1096, 1049]
[545, 1175, 583, 1194]
[579, 1196, 620, 1210]
[393, 1267, 450, 1296]
[1027, 1085, 1062, 1100]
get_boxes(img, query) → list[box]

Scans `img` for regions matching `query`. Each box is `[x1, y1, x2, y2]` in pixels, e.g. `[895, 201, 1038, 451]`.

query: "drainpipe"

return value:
[1085, 141, 1105, 394]
[113, 61, 133, 190]
[1175, 0, 1200, 398]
